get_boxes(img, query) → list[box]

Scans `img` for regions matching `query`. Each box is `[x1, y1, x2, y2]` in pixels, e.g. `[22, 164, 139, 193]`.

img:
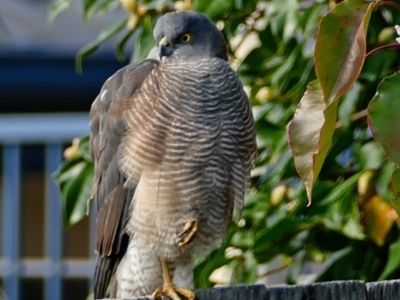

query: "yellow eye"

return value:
[180, 33, 192, 43]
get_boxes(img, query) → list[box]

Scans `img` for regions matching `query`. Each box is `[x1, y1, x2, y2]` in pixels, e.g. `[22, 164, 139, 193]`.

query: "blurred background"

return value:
[2, 0, 400, 300]
[0, 0, 125, 299]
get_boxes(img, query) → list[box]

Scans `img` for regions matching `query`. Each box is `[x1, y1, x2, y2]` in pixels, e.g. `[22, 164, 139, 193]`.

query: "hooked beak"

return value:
[159, 36, 173, 59]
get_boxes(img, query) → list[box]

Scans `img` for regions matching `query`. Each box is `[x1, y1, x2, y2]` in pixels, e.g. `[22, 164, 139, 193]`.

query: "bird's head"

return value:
[150, 11, 228, 62]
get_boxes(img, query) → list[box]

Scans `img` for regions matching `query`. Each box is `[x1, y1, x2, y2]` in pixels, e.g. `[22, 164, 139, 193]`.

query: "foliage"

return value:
[54, 137, 93, 228]
[51, 0, 400, 290]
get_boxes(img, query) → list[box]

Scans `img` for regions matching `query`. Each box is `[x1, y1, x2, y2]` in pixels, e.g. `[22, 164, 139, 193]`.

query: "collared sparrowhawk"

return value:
[90, 11, 257, 299]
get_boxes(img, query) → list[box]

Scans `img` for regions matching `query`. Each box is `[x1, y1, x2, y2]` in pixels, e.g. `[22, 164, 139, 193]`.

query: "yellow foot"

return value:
[178, 219, 198, 247]
[152, 284, 195, 300]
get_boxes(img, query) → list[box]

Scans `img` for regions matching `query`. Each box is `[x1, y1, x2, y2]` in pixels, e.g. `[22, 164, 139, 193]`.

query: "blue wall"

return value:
[0, 50, 126, 113]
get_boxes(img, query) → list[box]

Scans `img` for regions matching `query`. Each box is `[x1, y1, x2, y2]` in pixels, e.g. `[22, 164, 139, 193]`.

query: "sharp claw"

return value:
[152, 287, 181, 300]
[154, 259, 196, 300]
[152, 285, 195, 300]
[175, 287, 196, 300]
[178, 219, 198, 247]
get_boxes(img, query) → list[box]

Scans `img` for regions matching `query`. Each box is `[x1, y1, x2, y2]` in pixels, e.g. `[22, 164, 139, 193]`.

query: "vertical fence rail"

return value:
[2, 145, 21, 300]
[0, 113, 90, 300]
[45, 144, 63, 300]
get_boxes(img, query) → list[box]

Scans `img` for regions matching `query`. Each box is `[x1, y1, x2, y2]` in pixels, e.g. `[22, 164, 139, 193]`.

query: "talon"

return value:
[175, 286, 196, 300]
[152, 285, 195, 300]
[178, 219, 198, 247]
[152, 286, 180, 300]
[153, 260, 196, 300]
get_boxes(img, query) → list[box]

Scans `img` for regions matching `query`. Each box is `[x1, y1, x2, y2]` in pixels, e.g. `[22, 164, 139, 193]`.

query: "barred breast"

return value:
[120, 57, 256, 261]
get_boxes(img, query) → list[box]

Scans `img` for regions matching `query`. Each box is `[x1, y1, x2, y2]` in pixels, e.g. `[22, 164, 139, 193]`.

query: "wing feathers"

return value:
[91, 59, 158, 298]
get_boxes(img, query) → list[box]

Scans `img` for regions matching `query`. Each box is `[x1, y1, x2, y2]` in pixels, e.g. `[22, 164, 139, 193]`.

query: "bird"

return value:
[90, 10, 257, 299]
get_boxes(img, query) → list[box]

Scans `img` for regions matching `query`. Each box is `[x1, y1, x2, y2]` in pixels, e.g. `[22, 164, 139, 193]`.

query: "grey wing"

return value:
[90, 59, 158, 299]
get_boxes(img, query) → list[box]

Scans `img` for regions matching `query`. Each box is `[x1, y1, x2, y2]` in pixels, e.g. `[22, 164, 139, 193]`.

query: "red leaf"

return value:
[315, 0, 375, 104]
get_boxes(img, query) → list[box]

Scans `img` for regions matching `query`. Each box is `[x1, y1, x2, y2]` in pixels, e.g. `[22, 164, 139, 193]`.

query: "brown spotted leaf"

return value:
[315, 0, 375, 104]
[287, 80, 338, 203]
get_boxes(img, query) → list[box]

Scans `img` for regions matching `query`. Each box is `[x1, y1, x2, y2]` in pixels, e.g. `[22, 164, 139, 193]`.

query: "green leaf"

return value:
[391, 168, 400, 216]
[376, 162, 396, 201]
[315, 0, 375, 104]
[287, 80, 338, 203]
[83, 0, 97, 14]
[340, 196, 365, 240]
[231, 230, 254, 249]
[254, 218, 313, 262]
[338, 82, 362, 128]
[320, 190, 364, 240]
[132, 16, 155, 62]
[83, 0, 119, 24]
[356, 141, 385, 171]
[265, 0, 292, 42]
[66, 162, 93, 226]
[83, 0, 97, 24]
[194, 231, 234, 288]
[48, 0, 72, 22]
[379, 237, 400, 280]
[368, 71, 400, 166]
[77, 136, 93, 162]
[54, 159, 86, 190]
[76, 19, 127, 72]
[282, 0, 299, 43]
[317, 173, 361, 206]
[316, 247, 353, 280]
[287, 250, 305, 284]
[270, 45, 300, 88]
[116, 29, 135, 61]
[195, 0, 232, 19]
[54, 158, 94, 227]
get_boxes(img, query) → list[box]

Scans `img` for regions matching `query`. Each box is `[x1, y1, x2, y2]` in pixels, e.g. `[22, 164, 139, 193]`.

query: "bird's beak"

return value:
[159, 36, 173, 59]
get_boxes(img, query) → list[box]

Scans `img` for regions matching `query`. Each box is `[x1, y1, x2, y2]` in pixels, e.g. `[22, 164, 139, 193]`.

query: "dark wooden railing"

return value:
[104, 280, 400, 300]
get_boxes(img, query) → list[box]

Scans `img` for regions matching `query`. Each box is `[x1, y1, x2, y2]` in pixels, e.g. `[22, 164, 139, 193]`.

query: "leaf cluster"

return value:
[51, 0, 400, 288]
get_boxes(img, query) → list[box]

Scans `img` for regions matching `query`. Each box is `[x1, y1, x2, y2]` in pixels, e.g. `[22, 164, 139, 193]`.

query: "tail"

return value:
[94, 234, 129, 299]
[94, 255, 116, 299]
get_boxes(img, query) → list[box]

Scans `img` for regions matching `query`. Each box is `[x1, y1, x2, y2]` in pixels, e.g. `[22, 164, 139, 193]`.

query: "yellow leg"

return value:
[152, 260, 195, 300]
[178, 219, 198, 247]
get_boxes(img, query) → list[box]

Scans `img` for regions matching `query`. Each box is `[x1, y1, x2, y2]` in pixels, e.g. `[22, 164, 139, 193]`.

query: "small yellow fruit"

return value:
[256, 86, 275, 103]
[63, 138, 80, 160]
[174, 0, 192, 11]
[271, 185, 287, 206]
[156, 3, 167, 14]
[120, 0, 136, 12]
[127, 14, 139, 31]
[136, 4, 148, 17]
[357, 170, 374, 196]
[377, 27, 395, 45]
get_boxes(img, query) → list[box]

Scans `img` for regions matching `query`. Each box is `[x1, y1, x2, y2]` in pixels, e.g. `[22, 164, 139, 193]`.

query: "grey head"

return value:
[148, 11, 228, 62]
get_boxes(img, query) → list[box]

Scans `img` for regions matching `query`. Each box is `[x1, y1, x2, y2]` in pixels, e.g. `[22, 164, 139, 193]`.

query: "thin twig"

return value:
[350, 109, 368, 121]
[366, 44, 400, 58]
[335, 109, 368, 129]
[258, 265, 290, 279]
[375, 1, 400, 11]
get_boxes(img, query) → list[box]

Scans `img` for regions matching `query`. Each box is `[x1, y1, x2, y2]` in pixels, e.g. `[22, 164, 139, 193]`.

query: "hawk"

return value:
[90, 11, 257, 299]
